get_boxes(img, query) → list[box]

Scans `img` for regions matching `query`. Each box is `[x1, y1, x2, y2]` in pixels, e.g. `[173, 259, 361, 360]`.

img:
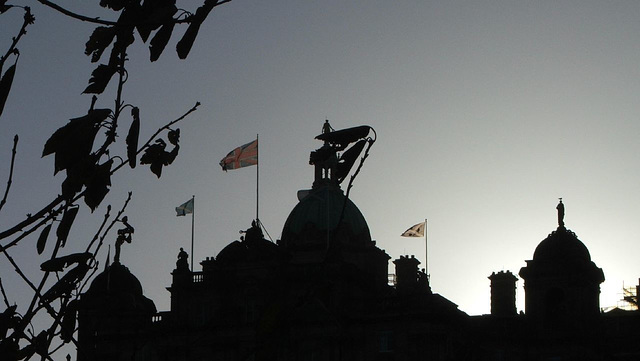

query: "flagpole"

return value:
[425, 218, 428, 279]
[191, 195, 195, 272]
[256, 134, 259, 221]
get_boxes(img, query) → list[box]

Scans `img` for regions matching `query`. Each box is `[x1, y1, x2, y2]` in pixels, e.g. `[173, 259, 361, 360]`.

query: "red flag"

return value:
[219, 139, 258, 171]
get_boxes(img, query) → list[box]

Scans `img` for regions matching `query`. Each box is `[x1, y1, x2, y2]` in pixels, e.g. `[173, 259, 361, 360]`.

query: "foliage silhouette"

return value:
[0, 0, 232, 359]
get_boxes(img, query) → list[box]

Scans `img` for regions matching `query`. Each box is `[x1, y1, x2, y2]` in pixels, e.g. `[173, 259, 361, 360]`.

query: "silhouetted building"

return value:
[77, 125, 640, 361]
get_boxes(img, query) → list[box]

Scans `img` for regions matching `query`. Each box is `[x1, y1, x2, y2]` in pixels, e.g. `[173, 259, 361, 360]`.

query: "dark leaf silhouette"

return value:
[176, 0, 217, 59]
[42, 109, 110, 174]
[85, 26, 117, 63]
[168, 128, 180, 145]
[83, 64, 118, 94]
[0, 1, 11, 14]
[0, 339, 19, 361]
[60, 300, 78, 343]
[176, 20, 201, 59]
[83, 159, 112, 211]
[33, 330, 49, 357]
[126, 108, 140, 168]
[141, 138, 180, 177]
[0, 305, 19, 338]
[0, 63, 16, 118]
[57, 206, 79, 247]
[40, 252, 92, 272]
[99, 0, 128, 11]
[36, 224, 51, 255]
[60, 157, 95, 200]
[138, 0, 177, 43]
[40, 263, 89, 304]
[149, 21, 175, 62]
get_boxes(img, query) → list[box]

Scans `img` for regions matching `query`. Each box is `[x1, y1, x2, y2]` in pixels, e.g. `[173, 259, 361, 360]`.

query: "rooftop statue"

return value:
[176, 247, 189, 271]
[557, 198, 565, 229]
[114, 216, 134, 264]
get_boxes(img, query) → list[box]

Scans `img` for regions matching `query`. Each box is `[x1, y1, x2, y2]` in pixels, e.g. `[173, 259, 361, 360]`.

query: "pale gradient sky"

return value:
[2, 0, 640, 331]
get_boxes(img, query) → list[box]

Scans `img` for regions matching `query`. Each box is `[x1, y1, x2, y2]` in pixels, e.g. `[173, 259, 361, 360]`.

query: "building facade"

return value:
[77, 124, 640, 361]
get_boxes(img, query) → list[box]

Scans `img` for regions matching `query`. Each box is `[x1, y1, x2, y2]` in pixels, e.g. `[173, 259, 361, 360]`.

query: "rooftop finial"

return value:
[556, 198, 565, 229]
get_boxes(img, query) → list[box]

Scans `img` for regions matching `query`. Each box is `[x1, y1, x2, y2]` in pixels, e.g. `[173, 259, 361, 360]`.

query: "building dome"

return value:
[532, 227, 591, 262]
[83, 262, 156, 314]
[217, 222, 283, 264]
[87, 262, 144, 296]
[281, 186, 371, 249]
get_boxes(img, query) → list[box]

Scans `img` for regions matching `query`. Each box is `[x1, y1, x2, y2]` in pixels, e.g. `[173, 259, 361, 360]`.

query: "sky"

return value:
[2, 0, 640, 336]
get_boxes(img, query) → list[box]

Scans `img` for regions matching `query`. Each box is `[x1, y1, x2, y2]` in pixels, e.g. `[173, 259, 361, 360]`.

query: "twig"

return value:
[0, 6, 32, 72]
[0, 135, 18, 213]
[0, 277, 11, 308]
[35, 0, 115, 25]
[91, 192, 132, 259]
[85, 205, 112, 253]
[12, 236, 64, 347]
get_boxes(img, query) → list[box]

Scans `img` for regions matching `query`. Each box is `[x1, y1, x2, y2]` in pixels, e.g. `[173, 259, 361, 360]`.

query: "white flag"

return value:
[401, 222, 425, 237]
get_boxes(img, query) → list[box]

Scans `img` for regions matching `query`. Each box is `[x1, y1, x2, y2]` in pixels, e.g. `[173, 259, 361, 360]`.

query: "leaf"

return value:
[176, 21, 201, 59]
[168, 128, 180, 145]
[0, 63, 16, 118]
[33, 330, 49, 357]
[139, 2, 177, 45]
[83, 64, 117, 94]
[149, 21, 175, 62]
[99, 0, 128, 11]
[40, 263, 89, 303]
[126, 108, 140, 168]
[85, 26, 117, 63]
[57, 206, 79, 247]
[83, 159, 112, 211]
[40, 252, 92, 272]
[176, 0, 216, 59]
[42, 109, 110, 174]
[36, 224, 51, 255]
[60, 300, 78, 343]
[140, 139, 167, 177]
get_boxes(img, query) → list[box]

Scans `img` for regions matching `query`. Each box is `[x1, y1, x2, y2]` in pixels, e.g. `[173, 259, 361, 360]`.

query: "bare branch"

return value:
[0, 135, 18, 213]
[0, 6, 32, 71]
[0, 277, 11, 308]
[35, 0, 116, 26]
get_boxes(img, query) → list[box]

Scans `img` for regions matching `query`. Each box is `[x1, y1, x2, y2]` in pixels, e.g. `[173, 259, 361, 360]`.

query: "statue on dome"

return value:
[311, 120, 377, 187]
[557, 198, 565, 228]
[176, 247, 189, 271]
[114, 216, 134, 264]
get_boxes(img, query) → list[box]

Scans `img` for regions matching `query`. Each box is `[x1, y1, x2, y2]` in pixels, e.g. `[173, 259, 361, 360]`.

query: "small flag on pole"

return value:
[219, 139, 258, 171]
[401, 221, 425, 237]
[176, 198, 194, 216]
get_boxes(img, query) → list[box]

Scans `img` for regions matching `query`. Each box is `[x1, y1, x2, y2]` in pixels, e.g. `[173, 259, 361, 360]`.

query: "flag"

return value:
[401, 221, 425, 237]
[176, 198, 194, 216]
[219, 139, 258, 171]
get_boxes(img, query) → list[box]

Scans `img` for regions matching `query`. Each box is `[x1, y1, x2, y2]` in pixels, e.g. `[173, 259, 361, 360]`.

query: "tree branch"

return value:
[35, 0, 116, 26]
[0, 277, 11, 308]
[0, 101, 199, 245]
[0, 6, 32, 72]
[0, 135, 18, 213]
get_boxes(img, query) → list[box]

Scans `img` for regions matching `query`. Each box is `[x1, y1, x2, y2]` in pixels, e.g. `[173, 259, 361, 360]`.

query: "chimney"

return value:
[393, 255, 421, 293]
[489, 271, 518, 316]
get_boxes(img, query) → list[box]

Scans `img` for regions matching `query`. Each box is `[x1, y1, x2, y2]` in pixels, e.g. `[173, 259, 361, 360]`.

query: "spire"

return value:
[556, 198, 565, 229]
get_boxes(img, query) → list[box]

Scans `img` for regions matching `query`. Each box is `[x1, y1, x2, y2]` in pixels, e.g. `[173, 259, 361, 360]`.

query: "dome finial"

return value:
[556, 198, 565, 229]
